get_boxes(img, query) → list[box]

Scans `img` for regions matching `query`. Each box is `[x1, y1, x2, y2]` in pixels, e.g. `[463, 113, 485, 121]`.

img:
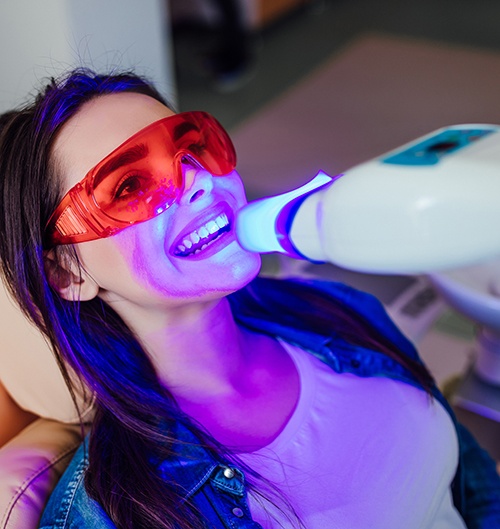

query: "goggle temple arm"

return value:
[46, 186, 114, 245]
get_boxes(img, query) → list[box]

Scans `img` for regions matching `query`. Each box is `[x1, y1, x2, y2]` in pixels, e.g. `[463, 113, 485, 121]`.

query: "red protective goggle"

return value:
[44, 111, 236, 247]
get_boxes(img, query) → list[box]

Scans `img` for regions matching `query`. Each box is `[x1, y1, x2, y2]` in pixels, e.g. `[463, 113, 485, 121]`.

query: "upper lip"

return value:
[169, 201, 234, 255]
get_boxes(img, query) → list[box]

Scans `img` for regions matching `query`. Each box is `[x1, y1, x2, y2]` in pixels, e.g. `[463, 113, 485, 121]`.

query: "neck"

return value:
[128, 297, 251, 402]
[113, 294, 300, 451]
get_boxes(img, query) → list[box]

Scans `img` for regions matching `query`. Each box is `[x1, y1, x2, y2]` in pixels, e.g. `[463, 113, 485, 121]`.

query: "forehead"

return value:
[52, 92, 175, 191]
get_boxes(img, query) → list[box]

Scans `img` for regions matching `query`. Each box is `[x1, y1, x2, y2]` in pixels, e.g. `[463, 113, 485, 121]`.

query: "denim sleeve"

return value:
[38, 442, 116, 529]
[457, 423, 500, 529]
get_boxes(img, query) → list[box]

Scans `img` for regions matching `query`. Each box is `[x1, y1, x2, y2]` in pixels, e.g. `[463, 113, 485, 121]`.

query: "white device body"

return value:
[237, 124, 500, 274]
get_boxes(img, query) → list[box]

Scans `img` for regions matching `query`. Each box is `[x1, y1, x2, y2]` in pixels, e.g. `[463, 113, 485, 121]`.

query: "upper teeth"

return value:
[176, 213, 229, 253]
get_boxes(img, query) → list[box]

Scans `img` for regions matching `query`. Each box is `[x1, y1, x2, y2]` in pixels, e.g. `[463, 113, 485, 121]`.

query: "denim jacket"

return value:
[39, 278, 500, 529]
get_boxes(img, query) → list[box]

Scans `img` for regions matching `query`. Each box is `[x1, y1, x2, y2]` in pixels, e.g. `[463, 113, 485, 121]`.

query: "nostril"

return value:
[189, 189, 205, 203]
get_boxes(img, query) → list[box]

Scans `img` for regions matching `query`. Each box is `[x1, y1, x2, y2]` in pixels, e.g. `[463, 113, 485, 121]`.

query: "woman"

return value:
[0, 69, 498, 529]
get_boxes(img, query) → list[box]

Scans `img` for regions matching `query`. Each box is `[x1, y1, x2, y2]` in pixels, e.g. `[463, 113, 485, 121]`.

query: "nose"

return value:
[179, 163, 214, 205]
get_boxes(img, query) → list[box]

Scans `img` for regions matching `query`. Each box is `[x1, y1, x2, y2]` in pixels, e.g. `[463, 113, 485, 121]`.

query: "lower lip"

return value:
[172, 226, 237, 261]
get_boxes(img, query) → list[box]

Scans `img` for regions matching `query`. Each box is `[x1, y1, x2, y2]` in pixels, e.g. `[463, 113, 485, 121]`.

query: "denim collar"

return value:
[156, 420, 246, 501]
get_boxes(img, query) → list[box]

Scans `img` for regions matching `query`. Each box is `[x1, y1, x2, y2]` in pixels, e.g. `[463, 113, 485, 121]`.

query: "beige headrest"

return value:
[0, 280, 92, 423]
[0, 418, 82, 529]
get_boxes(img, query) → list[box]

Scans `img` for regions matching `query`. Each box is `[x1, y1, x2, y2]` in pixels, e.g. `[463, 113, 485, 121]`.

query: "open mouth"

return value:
[172, 211, 232, 258]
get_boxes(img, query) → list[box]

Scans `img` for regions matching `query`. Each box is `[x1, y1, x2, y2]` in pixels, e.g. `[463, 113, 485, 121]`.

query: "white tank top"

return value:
[239, 342, 467, 529]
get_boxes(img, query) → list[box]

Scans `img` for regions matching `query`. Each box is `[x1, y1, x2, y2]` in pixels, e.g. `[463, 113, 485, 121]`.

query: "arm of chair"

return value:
[0, 418, 83, 529]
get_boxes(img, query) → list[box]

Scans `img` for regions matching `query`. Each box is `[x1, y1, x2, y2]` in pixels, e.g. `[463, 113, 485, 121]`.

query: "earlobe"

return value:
[43, 250, 99, 302]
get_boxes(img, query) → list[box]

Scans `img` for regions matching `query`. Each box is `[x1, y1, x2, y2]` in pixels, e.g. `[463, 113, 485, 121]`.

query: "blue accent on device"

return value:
[382, 129, 496, 166]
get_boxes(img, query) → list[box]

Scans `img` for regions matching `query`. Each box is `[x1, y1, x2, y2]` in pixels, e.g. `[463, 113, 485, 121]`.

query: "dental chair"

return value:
[0, 283, 92, 529]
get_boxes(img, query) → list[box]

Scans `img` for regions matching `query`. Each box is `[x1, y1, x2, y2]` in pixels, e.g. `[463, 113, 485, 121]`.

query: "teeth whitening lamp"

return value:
[236, 124, 500, 274]
[237, 124, 500, 390]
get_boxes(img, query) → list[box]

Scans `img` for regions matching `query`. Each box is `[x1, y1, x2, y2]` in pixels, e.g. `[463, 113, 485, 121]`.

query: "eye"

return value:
[187, 142, 205, 155]
[113, 174, 150, 200]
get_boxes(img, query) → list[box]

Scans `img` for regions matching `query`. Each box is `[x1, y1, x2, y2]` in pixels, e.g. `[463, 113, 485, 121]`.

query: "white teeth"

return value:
[216, 214, 228, 228]
[175, 212, 231, 256]
[207, 220, 218, 234]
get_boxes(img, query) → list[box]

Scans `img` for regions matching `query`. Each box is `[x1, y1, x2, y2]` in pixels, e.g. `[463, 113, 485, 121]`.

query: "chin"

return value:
[238, 252, 262, 281]
[225, 251, 261, 287]
[211, 251, 262, 295]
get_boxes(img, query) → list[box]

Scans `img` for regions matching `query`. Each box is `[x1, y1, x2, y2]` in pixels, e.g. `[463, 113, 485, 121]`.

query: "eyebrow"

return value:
[93, 143, 149, 187]
[172, 121, 200, 142]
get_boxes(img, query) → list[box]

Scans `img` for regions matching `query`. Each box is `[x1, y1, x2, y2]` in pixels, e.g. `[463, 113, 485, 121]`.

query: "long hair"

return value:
[0, 70, 434, 529]
[228, 276, 434, 392]
[0, 70, 216, 529]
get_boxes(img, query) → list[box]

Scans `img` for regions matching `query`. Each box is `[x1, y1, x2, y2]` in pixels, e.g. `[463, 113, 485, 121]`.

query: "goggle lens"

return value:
[45, 111, 236, 246]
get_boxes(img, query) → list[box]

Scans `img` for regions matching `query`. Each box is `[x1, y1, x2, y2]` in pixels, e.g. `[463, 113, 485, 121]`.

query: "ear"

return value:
[44, 250, 99, 302]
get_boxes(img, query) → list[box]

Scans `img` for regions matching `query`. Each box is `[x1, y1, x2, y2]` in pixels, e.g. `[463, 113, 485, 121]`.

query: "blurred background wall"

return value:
[0, 0, 176, 113]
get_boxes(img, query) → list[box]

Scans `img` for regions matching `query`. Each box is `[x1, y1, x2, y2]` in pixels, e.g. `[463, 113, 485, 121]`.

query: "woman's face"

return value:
[51, 92, 261, 314]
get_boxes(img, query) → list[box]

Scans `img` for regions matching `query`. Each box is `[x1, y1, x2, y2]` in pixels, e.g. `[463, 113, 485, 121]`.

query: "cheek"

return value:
[75, 202, 176, 286]
[75, 238, 133, 286]
[75, 234, 170, 303]
[109, 223, 170, 284]
[218, 171, 248, 203]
